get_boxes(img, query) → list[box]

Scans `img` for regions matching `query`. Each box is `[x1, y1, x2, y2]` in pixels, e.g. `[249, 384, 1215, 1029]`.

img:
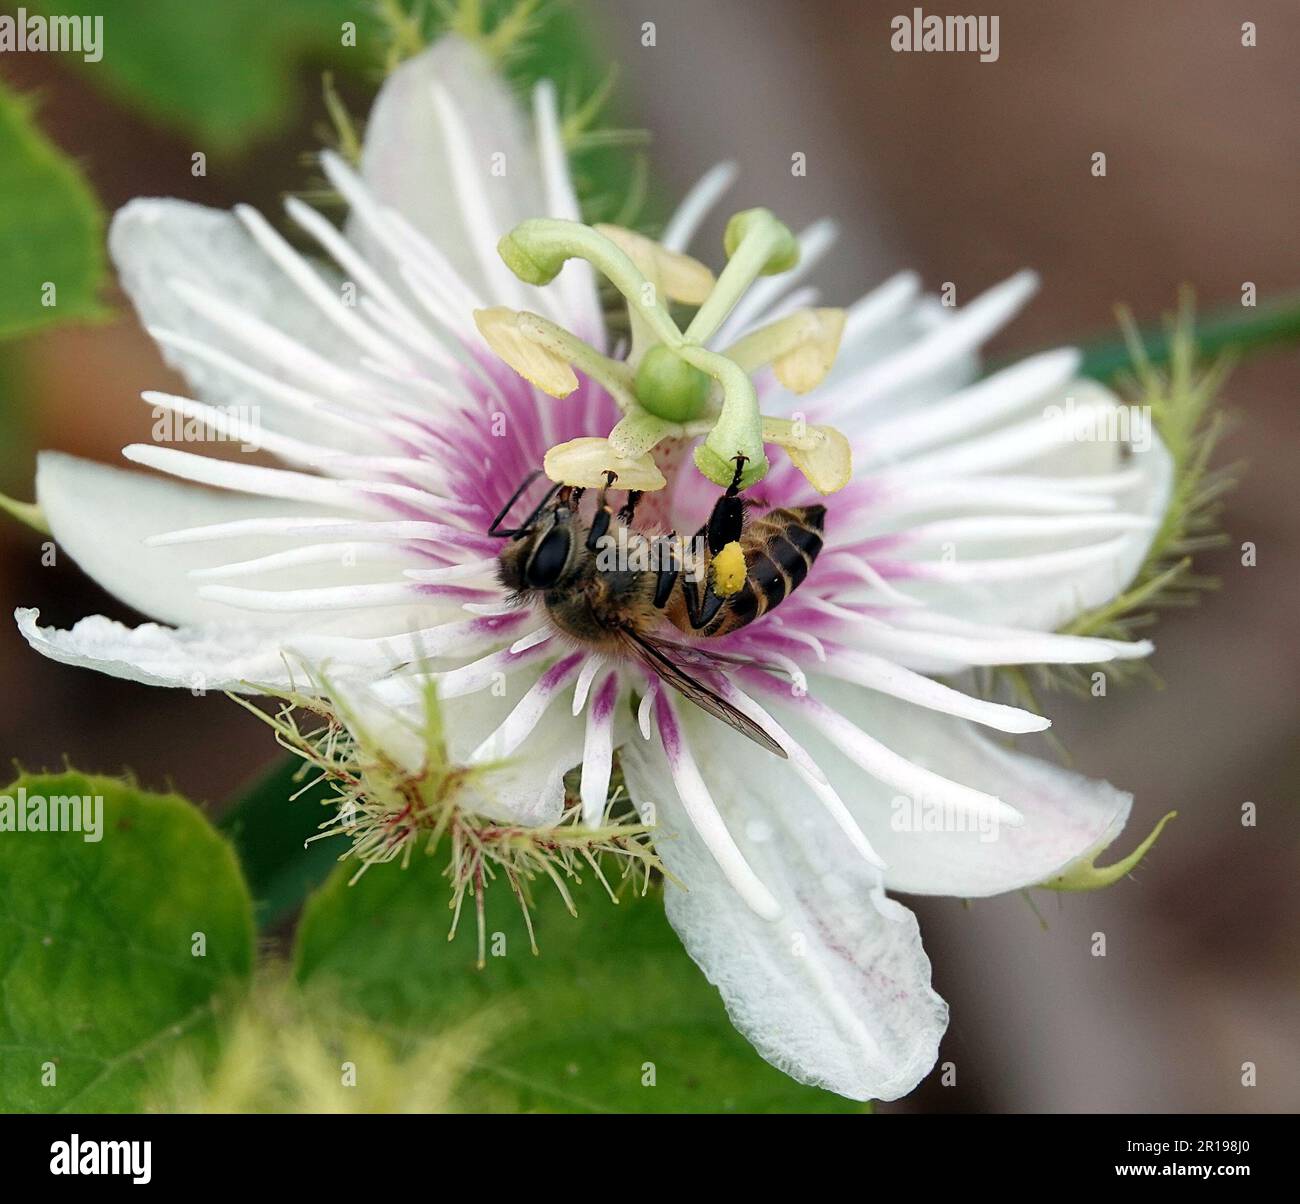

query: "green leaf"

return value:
[0, 84, 106, 338]
[219, 756, 341, 928]
[295, 861, 859, 1113]
[0, 772, 254, 1112]
[25, 0, 368, 153]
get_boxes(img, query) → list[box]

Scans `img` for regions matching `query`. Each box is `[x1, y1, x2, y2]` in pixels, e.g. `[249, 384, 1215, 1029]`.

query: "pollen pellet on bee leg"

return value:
[711, 541, 748, 596]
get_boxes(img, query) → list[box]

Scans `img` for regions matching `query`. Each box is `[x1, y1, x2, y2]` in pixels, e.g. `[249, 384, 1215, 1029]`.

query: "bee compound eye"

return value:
[525, 526, 572, 589]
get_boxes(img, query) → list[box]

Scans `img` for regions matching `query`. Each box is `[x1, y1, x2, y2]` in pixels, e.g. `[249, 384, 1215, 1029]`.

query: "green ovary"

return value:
[632, 345, 713, 423]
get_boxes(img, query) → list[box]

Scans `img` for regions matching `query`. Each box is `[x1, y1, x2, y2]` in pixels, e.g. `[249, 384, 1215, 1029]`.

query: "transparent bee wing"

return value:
[640, 632, 795, 680]
[619, 628, 788, 758]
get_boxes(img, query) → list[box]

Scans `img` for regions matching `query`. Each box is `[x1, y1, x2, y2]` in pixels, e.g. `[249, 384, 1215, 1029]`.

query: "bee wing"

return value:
[619, 628, 788, 759]
[639, 633, 795, 680]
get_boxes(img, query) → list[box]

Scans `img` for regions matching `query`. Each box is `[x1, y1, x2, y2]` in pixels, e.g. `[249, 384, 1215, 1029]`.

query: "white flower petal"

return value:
[815, 272, 1038, 429]
[109, 199, 368, 446]
[35, 451, 346, 627]
[861, 348, 1083, 467]
[620, 708, 947, 1101]
[875, 380, 1174, 630]
[774, 677, 1134, 897]
[660, 161, 737, 253]
[532, 80, 602, 343]
[15, 606, 523, 693]
[357, 37, 555, 315]
[15, 608, 304, 690]
[578, 670, 619, 826]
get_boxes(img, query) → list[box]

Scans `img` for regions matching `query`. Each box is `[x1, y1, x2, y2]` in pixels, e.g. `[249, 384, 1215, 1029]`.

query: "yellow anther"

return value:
[772, 308, 847, 395]
[542, 437, 667, 491]
[762, 417, 853, 495]
[473, 307, 578, 398]
[725, 308, 846, 395]
[594, 224, 716, 305]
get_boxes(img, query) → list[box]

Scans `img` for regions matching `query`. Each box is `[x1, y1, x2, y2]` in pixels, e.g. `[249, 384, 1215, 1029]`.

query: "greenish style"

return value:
[0, 773, 254, 1112]
[0, 85, 106, 339]
[295, 860, 861, 1113]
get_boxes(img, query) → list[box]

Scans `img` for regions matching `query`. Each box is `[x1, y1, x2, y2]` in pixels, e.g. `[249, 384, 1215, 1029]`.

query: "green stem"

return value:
[1065, 293, 1300, 380]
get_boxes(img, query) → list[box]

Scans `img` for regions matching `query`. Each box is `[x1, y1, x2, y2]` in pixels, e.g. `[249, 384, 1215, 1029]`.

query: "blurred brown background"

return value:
[2, 0, 1296, 1111]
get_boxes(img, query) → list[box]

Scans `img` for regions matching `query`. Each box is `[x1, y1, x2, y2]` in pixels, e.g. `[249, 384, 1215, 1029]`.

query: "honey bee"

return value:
[490, 456, 826, 757]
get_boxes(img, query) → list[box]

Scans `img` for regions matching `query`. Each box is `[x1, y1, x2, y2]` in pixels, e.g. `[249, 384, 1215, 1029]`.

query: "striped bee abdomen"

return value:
[701, 504, 826, 636]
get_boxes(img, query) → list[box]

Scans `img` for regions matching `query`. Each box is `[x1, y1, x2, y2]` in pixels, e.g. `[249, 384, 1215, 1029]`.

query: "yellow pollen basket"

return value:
[711, 541, 747, 597]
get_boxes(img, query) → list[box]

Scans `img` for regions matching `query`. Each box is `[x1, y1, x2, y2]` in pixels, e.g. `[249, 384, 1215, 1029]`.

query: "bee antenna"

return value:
[488, 470, 556, 538]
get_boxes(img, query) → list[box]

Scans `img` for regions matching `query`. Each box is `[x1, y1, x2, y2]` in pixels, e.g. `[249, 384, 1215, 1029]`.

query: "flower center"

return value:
[474, 207, 854, 498]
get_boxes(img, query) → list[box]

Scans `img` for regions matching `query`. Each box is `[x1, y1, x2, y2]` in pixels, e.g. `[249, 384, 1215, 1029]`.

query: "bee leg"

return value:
[618, 490, 643, 525]
[652, 532, 681, 608]
[585, 471, 618, 551]
[680, 571, 726, 630]
[726, 454, 748, 496]
[705, 454, 748, 553]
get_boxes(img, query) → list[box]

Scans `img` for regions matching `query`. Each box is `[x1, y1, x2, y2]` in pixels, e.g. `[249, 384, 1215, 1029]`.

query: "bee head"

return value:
[496, 504, 578, 595]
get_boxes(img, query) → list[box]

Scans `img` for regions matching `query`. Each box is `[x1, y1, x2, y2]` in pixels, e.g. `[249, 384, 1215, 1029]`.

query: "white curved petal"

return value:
[620, 708, 947, 1102]
[579, 669, 619, 825]
[660, 161, 737, 253]
[861, 348, 1083, 468]
[15, 605, 515, 694]
[35, 451, 361, 627]
[357, 37, 555, 314]
[438, 668, 584, 827]
[16, 609, 302, 690]
[775, 677, 1133, 897]
[532, 80, 602, 344]
[814, 272, 1038, 431]
[826, 270, 923, 381]
[109, 199, 368, 446]
[875, 379, 1173, 631]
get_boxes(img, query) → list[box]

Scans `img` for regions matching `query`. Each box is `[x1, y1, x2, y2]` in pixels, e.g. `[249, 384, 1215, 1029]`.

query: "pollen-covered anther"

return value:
[725, 307, 847, 395]
[474, 305, 639, 409]
[543, 436, 668, 491]
[773, 308, 847, 394]
[473, 307, 578, 397]
[762, 416, 854, 495]
[593, 224, 716, 304]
